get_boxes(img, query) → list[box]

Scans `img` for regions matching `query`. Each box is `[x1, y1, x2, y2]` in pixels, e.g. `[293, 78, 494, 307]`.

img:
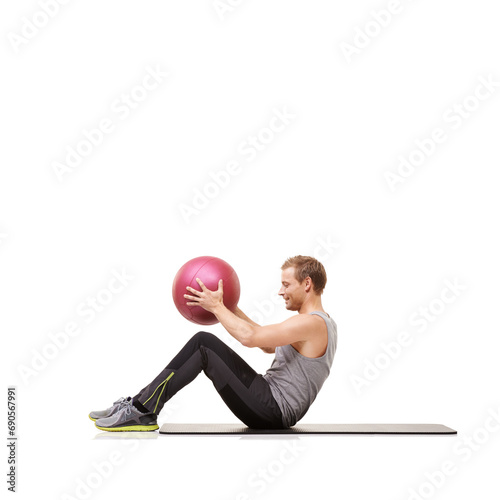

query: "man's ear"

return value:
[304, 276, 312, 292]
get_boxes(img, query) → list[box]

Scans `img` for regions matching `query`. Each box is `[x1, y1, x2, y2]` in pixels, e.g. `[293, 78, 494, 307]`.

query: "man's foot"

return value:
[89, 396, 131, 422]
[95, 399, 158, 432]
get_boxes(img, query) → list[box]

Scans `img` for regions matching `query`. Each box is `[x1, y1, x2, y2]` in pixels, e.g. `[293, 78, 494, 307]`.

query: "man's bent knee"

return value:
[191, 331, 218, 344]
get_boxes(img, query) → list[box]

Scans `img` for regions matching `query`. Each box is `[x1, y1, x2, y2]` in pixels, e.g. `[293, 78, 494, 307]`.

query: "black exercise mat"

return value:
[159, 423, 457, 434]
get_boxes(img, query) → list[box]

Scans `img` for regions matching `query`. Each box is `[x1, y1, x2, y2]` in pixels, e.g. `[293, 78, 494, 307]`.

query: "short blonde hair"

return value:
[281, 255, 327, 295]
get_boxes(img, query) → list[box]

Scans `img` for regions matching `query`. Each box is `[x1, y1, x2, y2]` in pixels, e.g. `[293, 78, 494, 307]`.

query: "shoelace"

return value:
[124, 401, 133, 416]
[112, 397, 130, 410]
[116, 399, 133, 417]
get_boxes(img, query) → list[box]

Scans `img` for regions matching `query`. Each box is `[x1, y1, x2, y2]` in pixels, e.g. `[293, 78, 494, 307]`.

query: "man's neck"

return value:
[298, 299, 324, 315]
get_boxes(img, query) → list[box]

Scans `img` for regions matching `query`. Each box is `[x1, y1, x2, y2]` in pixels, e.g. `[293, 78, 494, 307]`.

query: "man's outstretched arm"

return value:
[184, 278, 311, 349]
[213, 301, 313, 349]
[232, 306, 275, 353]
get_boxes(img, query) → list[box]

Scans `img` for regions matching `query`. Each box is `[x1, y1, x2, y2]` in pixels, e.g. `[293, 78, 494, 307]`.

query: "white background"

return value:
[1, 0, 499, 499]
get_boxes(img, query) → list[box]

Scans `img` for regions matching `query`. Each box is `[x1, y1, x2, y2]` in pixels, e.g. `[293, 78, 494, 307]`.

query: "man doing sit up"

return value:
[89, 255, 337, 431]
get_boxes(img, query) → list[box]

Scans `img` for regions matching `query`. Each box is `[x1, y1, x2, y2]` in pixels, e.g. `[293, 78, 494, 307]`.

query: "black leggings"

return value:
[133, 332, 285, 429]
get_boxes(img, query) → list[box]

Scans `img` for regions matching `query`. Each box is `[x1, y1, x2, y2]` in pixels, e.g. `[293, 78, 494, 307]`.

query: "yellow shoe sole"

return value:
[89, 414, 97, 422]
[95, 423, 159, 432]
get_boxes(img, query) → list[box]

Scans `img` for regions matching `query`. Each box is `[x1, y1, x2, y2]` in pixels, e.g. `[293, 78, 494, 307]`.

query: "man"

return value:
[89, 255, 337, 431]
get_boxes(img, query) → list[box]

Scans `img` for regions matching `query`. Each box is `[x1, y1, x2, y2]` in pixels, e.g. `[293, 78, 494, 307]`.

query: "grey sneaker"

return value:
[95, 400, 158, 432]
[89, 397, 131, 422]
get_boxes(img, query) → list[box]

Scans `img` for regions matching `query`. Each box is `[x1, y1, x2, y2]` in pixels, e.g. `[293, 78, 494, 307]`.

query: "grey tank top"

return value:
[263, 311, 337, 427]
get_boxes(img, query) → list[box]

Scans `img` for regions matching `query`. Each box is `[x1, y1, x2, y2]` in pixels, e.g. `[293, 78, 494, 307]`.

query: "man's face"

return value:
[278, 267, 304, 311]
